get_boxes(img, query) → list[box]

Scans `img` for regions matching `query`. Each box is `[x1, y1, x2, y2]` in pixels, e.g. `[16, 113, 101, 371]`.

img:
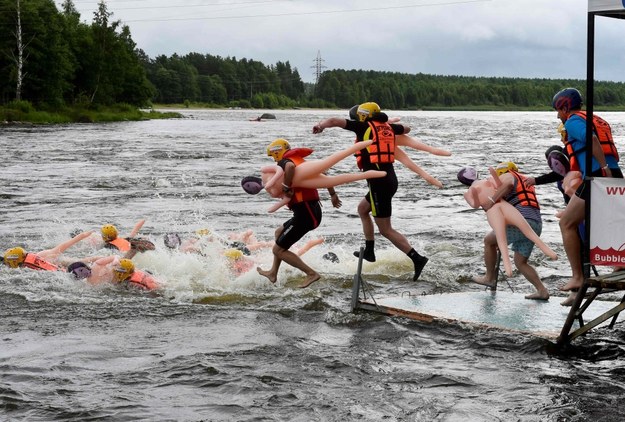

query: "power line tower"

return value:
[311, 50, 326, 85]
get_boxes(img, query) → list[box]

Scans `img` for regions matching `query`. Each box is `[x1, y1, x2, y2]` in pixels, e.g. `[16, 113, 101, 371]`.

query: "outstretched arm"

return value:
[128, 219, 145, 238]
[312, 118, 347, 134]
[39, 230, 95, 261]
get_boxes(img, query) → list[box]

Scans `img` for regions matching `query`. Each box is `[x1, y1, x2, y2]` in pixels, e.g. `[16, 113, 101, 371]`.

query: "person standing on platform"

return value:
[552, 88, 623, 294]
[472, 162, 550, 300]
[312, 102, 429, 281]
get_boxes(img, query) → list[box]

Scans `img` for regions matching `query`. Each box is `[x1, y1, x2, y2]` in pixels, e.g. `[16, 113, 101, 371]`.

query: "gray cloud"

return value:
[59, 0, 625, 82]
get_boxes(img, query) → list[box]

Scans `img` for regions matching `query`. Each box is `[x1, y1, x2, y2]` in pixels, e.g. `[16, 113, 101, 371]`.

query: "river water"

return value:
[1, 109, 625, 421]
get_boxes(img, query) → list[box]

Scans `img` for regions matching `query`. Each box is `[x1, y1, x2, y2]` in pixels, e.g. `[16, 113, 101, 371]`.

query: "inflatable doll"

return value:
[464, 168, 557, 276]
[260, 140, 386, 212]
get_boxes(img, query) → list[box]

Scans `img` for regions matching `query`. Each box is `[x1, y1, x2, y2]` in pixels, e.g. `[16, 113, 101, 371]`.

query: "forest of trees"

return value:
[2, 0, 625, 111]
[0, 0, 154, 107]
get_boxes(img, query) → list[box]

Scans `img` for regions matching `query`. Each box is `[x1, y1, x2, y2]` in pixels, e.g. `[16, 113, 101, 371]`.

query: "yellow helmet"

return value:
[223, 248, 244, 260]
[101, 224, 118, 242]
[557, 122, 566, 141]
[196, 228, 212, 237]
[113, 259, 135, 282]
[266, 138, 291, 162]
[3, 247, 27, 268]
[495, 161, 519, 176]
[356, 102, 381, 122]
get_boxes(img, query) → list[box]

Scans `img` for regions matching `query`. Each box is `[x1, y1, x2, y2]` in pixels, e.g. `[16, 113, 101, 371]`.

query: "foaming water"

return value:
[2, 110, 625, 421]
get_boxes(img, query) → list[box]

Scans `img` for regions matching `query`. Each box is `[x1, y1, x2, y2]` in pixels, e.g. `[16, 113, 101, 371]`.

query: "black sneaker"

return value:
[413, 256, 429, 281]
[353, 249, 376, 262]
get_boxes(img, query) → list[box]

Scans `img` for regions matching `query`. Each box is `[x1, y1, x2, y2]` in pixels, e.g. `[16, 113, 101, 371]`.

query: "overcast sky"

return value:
[57, 0, 625, 83]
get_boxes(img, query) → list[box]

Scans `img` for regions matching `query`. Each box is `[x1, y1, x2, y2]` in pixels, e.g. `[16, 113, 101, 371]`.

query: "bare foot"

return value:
[472, 275, 495, 288]
[560, 278, 583, 291]
[560, 292, 577, 307]
[525, 291, 549, 301]
[256, 267, 277, 284]
[299, 273, 321, 288]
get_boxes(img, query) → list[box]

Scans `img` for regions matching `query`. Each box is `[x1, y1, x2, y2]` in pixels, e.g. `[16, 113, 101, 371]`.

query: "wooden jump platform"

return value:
[557, 270, 625, 346]
[351, 249, 624, 343]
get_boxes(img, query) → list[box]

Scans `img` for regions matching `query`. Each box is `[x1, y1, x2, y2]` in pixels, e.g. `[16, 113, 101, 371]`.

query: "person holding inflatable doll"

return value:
[313, 101, 429, 282]
[256, 138, 341, 288]
[466, 162, 555, 301]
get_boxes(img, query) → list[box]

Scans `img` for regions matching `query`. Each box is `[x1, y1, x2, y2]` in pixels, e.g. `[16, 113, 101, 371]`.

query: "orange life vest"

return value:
[283, 148, 320, 206]
[127, 270, 159, 290]
[22, 253, 59, 272]
[107, 237, 131, 252]
[564, 111, 619, 171]
[507, 171, 539, 209]
[354, 120, 396, 168]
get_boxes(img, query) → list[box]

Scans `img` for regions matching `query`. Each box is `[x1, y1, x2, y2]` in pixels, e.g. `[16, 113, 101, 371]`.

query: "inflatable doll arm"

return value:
[260, 165, 284, 191]
[267, 197, 290, 213]
[394, 148, 443, 188]
[128, 219, 145, 238]
[396, 134, 452, 157]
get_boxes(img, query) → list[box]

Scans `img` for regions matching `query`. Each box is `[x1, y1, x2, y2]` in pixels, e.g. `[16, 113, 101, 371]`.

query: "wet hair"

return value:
[322, 252, 340, 263]
[545, 145, 564, 160]
[457, 167, 479, 186]
[164, 232, 182, 249]
[67, 262, 91, 279]
[370, 112, 389, 123]
[348, 104, 359, 120]
[230, 241, 251, 256]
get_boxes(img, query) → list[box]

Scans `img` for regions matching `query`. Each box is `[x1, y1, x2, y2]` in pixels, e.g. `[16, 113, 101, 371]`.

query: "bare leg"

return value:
[560, 292, 577, 306]
[375, 216, 411, 253]
[359, 199, 376, 242]
[514, 252, 549, 300]
[273, 246, 320, 288]
[472, 231, 498, 287]
[375, 216, 428, 281]
[353, 198, 376, 262]
[257, 226, 284, 284]
[559, 195, 586, 291]
[256, 253, 280, 284]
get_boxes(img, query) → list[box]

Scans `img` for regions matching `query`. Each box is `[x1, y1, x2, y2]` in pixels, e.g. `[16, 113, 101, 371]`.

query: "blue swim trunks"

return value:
[505, 218, 542, 258]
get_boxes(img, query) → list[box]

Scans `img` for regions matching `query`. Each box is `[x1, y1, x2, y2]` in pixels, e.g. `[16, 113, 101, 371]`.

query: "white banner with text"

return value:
[590, 177, 625, 266]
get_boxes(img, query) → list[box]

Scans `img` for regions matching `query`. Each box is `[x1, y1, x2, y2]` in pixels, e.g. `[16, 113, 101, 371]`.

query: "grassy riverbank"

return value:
[1, 101, 182, 124]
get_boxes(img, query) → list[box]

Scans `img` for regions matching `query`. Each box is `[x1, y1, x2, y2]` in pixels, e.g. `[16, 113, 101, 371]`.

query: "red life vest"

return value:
[283, 148, 320, 206]
[22, 253, 59, 271]
[564, 111, 619, 171]
[354, 120, 396, 168]
[507, 172, 539, 209]
[107, 237, 132, 252]
[127, 270, 159, 290]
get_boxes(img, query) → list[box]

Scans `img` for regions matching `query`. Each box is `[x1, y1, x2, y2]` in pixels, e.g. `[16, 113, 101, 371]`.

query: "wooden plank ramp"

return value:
[351, 249, 623, 341]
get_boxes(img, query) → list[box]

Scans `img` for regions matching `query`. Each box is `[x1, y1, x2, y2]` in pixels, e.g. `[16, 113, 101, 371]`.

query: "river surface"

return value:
[1, 109, 625, 421]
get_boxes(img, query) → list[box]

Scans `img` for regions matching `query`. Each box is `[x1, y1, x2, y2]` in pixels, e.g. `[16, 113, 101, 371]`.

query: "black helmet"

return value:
[552, 88, 582, 111]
